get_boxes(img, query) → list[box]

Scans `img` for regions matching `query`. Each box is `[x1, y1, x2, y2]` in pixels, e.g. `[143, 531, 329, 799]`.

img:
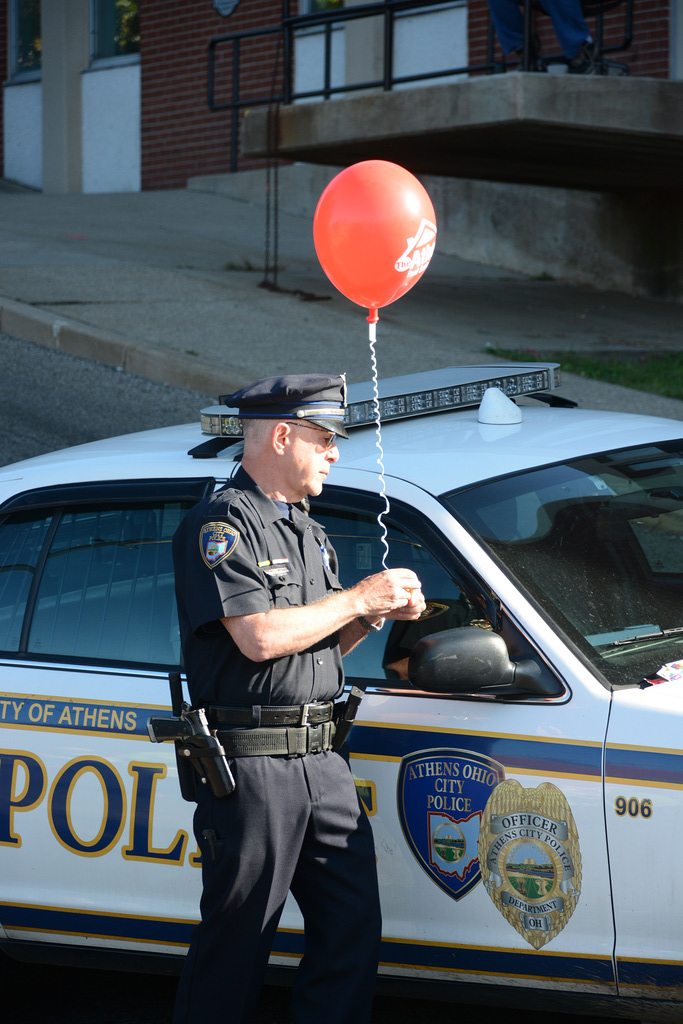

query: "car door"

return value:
[0, 478, 213, 964]
[605, 684, 683, 1009]
[601, 471, 683, 1008]
[292, 481, 617, 1002]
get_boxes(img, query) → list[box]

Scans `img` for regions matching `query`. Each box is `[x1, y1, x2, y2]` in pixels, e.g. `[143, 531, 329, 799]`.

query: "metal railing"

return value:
[208, 0, 487, 171]
[208, 0, 633, 171]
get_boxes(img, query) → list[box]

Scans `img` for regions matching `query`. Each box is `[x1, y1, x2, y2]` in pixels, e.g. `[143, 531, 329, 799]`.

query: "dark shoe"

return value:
[568, 40, 597, 75]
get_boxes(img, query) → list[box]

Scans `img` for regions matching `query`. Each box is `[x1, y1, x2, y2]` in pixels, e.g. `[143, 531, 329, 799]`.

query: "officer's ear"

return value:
[272, 421, 291, 455]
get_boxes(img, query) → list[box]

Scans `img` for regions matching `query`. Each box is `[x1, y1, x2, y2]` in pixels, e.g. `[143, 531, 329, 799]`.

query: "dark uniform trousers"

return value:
[172, 748, 382, 1024]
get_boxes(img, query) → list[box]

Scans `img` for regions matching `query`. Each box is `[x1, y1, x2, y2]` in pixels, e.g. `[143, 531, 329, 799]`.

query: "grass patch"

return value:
[490, 347, 683, 402]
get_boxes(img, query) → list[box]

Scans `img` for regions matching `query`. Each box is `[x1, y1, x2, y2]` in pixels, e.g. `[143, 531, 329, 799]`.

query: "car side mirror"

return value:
[407, 626, 557, 698]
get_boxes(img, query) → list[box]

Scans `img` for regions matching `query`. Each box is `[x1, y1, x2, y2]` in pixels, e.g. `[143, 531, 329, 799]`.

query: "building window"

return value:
[91, 0, 140, 61]
[10, 0, 42, 78]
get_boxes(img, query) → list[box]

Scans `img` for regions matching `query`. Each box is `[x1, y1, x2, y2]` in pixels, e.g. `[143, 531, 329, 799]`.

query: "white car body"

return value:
[1, 365, 681, 1018]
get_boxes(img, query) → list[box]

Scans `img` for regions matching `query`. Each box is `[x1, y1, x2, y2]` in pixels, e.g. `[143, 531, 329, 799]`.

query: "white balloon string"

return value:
[368, 319, 390, 571]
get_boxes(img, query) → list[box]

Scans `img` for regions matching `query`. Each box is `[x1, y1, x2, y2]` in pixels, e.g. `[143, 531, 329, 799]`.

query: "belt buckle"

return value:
[299, 702, 312, 726]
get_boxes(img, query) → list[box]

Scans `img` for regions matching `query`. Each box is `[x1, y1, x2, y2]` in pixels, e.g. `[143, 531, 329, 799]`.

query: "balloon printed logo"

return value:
[394, 218, 437, 278]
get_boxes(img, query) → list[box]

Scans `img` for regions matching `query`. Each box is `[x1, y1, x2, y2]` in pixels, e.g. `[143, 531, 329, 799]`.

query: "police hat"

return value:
[221, 374, 349, 439]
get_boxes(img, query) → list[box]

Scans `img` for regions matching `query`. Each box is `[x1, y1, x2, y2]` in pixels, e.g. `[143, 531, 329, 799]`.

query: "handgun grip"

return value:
[147, 715, 191, 743]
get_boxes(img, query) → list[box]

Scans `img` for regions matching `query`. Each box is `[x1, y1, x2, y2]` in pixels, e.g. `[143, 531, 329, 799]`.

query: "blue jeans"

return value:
[488, 0, 590, 60]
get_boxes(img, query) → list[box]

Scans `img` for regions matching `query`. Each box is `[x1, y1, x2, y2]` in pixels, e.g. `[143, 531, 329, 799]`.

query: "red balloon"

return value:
[313, 160, 436, 314]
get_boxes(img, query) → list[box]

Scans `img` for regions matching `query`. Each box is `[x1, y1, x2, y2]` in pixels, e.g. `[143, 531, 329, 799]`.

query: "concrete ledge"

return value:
[123, 343, 239, 395]
[243, 75, 683, 192]
[0, 299, 60, 348]
[0, 295, 237, 396]
[240, 76, 683, 299]
[188, 164, 683, 300]
[56, 322, 128, 368]
[188, 166, 339, 217]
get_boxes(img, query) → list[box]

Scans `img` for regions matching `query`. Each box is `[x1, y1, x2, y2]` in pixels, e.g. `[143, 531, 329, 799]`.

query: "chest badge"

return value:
[199, 522, 240, 569]
[319, 542, 331, 571]
[478, 780, 582, 949]
[397, 748, 505, 901]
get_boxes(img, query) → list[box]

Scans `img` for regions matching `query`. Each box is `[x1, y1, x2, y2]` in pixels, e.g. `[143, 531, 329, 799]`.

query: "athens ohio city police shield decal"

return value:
[199, 522, 239, 569]
[478, 780, 582, 949]
[397, 748, 505, 900]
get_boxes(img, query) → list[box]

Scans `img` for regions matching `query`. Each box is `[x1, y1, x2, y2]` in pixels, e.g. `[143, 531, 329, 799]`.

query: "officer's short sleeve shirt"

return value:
[172, 467, 345, 709]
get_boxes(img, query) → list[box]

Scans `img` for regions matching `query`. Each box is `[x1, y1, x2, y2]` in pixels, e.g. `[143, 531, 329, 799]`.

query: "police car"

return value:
[1, 364, 682, 1019]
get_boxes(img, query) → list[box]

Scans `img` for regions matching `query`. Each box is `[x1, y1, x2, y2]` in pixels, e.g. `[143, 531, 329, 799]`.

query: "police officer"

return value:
[171, 374, 425, 1024]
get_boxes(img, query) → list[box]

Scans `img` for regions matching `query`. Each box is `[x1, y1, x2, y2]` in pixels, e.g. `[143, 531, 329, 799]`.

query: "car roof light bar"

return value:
[344, 364, 560, 427]
[200, 363, 560, 437]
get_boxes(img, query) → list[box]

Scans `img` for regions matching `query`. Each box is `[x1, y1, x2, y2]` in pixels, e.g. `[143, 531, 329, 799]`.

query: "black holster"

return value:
[332, 685, 365, 751]
[148, 705, 235, 801]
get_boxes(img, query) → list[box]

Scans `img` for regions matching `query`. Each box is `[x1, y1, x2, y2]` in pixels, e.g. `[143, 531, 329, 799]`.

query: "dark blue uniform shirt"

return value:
[172, 466, 345, 709]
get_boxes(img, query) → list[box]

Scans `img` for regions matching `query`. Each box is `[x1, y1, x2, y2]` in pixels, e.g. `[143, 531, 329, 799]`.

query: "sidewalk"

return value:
[1, 171, 683, 420]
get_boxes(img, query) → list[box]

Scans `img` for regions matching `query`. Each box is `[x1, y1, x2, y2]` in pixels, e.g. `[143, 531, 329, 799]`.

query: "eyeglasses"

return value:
[289, 422, 339, 450]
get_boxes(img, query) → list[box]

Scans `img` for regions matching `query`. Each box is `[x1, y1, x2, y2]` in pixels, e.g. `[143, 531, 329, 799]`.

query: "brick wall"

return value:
[140, 0, 291, 190]
[468, 0, 670, 77]
[628, 0, 671, 76]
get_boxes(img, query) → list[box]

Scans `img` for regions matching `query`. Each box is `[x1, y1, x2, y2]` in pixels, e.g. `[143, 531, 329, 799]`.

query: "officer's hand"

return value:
[386, 584, 426, 621]
[352, 568, 425, 620]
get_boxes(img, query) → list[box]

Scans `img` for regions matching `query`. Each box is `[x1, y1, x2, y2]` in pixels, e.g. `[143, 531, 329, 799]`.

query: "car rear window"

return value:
[0, 499, 192, 668]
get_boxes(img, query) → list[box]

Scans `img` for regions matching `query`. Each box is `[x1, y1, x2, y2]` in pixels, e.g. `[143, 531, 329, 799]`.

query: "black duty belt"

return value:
[216, 721, 335, 757]
[208, 701, 335, 728]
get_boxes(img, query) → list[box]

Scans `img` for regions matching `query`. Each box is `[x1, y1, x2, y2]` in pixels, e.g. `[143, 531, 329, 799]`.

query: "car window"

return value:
[0, 499, 192, 668]
[311, 504, 480, 684]
[0, 510, 54, 651]
[444, 441, 683, 686]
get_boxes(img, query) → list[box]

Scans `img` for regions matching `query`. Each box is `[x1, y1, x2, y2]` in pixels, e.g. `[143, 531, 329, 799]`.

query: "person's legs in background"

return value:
[487, 0, 525, 54]
[542, 0, 596, 71]
[487, 0, 596, 73]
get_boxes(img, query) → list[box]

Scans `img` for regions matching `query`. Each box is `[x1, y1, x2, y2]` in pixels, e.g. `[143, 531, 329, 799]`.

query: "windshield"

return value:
[443, 441, 683, 687]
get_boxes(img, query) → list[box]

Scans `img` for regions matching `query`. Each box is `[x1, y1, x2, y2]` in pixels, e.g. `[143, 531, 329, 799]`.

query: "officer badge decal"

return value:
[397, 748, 505, 900]
[478, 780, 582, 949]
[199, 522, 239, 568]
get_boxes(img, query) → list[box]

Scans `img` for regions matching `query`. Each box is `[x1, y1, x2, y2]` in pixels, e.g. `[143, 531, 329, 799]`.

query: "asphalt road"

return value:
[0, 333, 215, 467]
[0, 334, 644, 1024]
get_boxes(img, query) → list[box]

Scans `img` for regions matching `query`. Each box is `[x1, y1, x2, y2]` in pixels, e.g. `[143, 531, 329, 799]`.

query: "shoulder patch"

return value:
[199, 522, 240, 569]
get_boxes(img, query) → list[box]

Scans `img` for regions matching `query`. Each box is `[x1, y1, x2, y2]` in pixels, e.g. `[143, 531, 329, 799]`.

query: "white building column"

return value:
[673, 0, 683, 78]
[41, 0, 90, 194]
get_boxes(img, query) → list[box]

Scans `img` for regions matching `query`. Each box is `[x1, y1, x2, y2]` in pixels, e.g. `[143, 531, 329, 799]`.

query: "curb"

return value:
[0, 296, 239, 398]
[2, 293, 682, 421]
